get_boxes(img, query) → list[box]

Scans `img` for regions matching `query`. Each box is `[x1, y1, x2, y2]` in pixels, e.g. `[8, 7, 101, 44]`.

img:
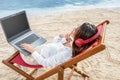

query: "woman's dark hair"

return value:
[72, 22, 98, 57]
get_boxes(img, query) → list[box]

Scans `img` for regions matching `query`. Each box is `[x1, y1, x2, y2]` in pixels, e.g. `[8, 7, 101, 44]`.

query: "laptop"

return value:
[0, 11, 46, 55]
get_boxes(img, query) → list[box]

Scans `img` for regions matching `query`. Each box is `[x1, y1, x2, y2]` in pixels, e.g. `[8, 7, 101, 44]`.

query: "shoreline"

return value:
[0, 7, 120, 18]
[0, 8, 120, 80]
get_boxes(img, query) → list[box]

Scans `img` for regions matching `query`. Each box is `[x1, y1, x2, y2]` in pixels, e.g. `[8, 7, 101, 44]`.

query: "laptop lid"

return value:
[0, 11, 31, 42]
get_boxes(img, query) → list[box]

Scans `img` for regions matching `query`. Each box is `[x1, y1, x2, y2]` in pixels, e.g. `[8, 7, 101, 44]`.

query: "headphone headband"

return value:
[75, 25, 103, 47]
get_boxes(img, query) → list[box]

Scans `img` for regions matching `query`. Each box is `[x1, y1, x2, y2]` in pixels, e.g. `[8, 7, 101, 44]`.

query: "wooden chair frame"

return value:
[2, 20, 110, 80]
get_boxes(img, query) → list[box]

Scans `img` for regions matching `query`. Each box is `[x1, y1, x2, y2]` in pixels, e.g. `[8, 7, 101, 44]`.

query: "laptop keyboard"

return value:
[15, 34, 39, 47]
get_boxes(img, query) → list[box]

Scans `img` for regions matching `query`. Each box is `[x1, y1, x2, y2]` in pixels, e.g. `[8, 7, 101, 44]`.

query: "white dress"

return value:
[21, 36, 72, 68]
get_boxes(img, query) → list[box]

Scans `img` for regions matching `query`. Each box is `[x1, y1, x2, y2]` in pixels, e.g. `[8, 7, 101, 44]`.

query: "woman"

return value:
[20, 22, 98, 67]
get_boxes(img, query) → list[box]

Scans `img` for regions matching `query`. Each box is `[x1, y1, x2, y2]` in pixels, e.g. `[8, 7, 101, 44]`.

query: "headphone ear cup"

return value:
[75, 38, 85, 47]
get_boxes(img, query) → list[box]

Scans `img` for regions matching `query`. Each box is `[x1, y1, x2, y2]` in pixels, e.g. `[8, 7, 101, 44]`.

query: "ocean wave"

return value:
[0, 0, 120, 17]
[0, 0, 120, 10]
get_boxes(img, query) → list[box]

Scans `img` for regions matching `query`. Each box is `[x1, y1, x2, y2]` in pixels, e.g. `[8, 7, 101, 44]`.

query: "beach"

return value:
[0, 8, 120, 80]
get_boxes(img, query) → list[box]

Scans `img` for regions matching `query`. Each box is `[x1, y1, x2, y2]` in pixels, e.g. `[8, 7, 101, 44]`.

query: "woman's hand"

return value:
[59, 33, 71, 42]
[20, 43, 35, 53]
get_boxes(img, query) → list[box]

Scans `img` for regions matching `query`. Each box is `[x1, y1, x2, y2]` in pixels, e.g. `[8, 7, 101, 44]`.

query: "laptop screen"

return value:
[0, 11, 30, 41]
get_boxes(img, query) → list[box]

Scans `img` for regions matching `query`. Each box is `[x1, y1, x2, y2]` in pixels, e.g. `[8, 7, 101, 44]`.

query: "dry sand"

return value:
[0, 9, 120, 80]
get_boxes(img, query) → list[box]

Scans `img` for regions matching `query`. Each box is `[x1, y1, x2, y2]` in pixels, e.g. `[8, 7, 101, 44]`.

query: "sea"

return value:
[0, 0, 120, 17]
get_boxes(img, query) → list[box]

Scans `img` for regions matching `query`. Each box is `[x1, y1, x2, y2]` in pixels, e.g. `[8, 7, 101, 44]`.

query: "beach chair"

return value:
[2, 20, 109, 80]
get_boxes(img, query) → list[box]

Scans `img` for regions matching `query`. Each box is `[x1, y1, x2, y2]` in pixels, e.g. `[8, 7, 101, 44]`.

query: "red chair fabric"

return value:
[11, 53, 43, 68]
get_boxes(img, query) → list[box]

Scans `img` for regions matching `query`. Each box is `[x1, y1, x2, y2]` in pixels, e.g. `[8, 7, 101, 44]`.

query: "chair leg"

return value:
[2, 60, 34, 80]
[25, 69, 37, 80]
[58, 67, 64, 80]
[69, 65, 89, 79]
[29, 69, 38, 75]
[67, 65, 75, 80]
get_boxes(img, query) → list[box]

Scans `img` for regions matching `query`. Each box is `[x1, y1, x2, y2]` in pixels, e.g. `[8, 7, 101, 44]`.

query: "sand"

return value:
[0, 8, 120, 80]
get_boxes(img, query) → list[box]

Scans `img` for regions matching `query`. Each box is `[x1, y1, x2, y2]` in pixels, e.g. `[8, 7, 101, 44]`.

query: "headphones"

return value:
[75, 25, 103, 47]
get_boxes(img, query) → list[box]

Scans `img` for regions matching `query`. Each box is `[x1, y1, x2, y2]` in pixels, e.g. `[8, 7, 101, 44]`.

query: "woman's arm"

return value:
[20, 43, 72, 67]
[31, 49, 72, 67]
